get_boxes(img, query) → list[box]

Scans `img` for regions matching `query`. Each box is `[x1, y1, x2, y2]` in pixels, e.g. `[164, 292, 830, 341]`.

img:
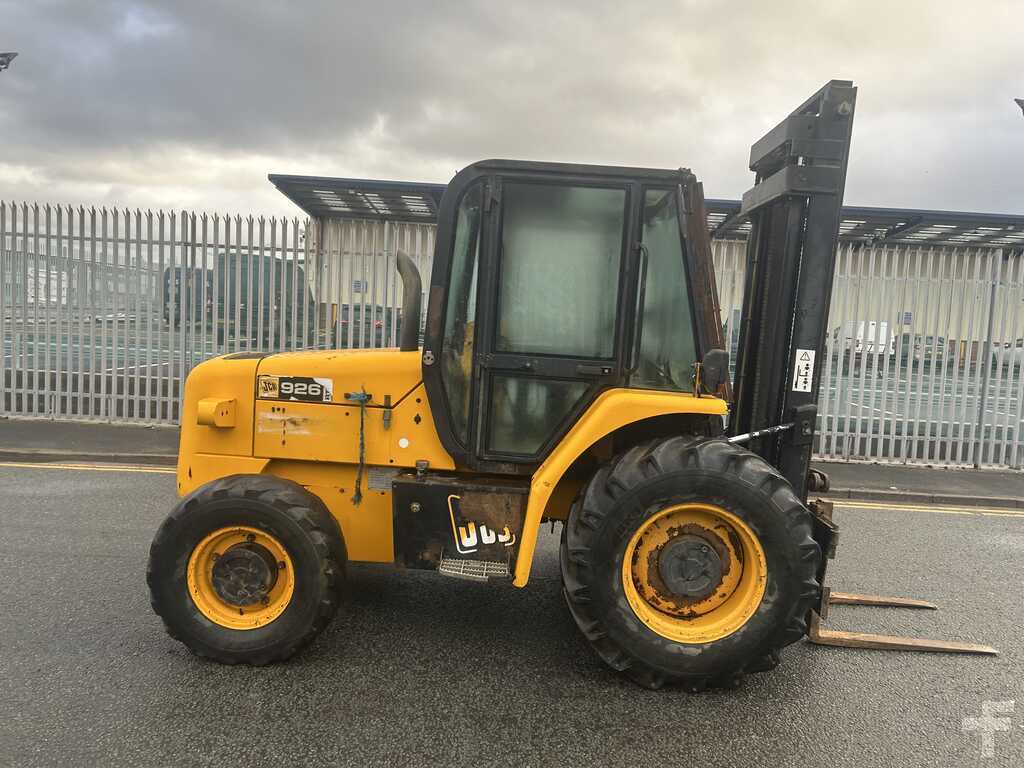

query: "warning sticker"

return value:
[367, 467, 401, 491]
[792, 349, 815, 392]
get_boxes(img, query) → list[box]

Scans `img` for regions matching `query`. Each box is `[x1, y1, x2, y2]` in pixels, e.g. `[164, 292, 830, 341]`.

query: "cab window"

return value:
[631, 188, 698, 390]
[495, 183, 626, 358]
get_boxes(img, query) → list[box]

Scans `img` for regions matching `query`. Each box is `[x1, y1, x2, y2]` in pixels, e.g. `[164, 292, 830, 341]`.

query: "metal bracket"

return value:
[741, 165, 842, 214]
[790, 404, 817, 446]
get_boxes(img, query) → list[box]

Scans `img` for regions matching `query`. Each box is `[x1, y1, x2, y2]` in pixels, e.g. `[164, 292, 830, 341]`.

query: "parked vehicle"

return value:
[163, 254, 315, 346]
[163, 260, 408, 350]
[834, 321, 895, 375]
[992, 338, 1024, 371]
[898, 333, 946, 366]
[835, 320, 895, 358]
[332, 303, 402, 349]
[161, 267, 210, 325]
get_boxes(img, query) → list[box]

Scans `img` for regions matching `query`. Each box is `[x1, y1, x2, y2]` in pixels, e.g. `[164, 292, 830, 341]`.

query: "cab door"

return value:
[472, 177, 634, 462]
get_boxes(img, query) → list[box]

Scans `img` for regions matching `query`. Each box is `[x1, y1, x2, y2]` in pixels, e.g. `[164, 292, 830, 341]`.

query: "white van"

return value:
[835, 320, 896, 357]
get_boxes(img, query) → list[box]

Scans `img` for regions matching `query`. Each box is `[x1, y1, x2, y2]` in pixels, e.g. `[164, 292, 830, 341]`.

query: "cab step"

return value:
[437, 557, 510, 582]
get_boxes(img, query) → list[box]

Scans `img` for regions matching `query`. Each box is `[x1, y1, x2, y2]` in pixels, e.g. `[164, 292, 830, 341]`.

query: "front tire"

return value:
[147, 474, 345, 664]
[560, 436, 820, 690]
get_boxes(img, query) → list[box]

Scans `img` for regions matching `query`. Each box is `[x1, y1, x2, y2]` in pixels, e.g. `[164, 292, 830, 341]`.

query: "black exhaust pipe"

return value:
[396, 250, 422, 352]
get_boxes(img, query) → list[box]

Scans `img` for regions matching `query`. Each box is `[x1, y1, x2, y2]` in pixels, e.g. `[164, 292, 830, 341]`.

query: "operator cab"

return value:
[421, 160, 725, 472]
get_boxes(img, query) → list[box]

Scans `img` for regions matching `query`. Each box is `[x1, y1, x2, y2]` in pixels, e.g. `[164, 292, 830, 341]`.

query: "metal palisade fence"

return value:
[715, 241, 1024, 468]
[0, 203, 433, 423]
[2, 201, 1022, 468]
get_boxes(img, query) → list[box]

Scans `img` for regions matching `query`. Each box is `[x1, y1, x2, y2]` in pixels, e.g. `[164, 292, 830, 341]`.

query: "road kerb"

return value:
[823, 487, 1022, 511]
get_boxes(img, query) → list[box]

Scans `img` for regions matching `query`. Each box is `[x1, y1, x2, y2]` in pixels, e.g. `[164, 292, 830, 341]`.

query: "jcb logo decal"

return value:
[448, 494, 516, 555]
[258, 375, 280, 398]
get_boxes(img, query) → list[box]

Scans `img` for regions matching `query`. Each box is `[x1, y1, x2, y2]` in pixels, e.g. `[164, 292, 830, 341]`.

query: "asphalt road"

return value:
[1, 464, 1023, 768]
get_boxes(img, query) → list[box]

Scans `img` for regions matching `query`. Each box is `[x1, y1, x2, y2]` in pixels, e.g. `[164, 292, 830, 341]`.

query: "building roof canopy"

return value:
[270, 173, 1024, 248]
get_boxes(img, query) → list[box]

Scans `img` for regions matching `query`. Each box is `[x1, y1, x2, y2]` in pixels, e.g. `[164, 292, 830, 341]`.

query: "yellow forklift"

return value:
[148, 81, 994, 690]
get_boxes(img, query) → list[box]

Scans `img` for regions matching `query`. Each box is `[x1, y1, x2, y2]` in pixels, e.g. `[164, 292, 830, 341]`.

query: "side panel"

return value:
[250, 383, 456, 562]
[252, 382, 454, 470]
[180, 453, 397, 563]
[392, 474, 527, 570]
[513, 388, 728, 586]
[266, 460, 396, 563]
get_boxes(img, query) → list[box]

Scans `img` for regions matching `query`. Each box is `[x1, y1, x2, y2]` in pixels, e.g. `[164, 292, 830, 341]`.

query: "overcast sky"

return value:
[1, 0, 1021, 217]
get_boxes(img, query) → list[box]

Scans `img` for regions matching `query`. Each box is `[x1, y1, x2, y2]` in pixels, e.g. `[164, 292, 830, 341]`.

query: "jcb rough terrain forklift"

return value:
[148, 80, 994, 690]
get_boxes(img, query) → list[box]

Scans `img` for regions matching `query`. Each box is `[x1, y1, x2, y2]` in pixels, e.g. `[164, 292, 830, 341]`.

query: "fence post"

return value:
[973, 253, 1000, 467]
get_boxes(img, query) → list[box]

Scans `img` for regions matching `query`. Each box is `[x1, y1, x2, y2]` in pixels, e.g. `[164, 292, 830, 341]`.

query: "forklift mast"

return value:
[725, 80, 857, 502]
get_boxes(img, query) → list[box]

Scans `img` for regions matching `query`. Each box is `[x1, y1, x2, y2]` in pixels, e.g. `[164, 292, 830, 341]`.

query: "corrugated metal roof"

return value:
[707, 199, 1024, 248]
[269, 174, 445, 223]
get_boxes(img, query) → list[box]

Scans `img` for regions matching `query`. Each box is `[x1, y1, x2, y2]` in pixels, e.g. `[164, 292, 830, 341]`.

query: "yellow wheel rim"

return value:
[622, 503, 767, 644]
[186, 526, 295, 630]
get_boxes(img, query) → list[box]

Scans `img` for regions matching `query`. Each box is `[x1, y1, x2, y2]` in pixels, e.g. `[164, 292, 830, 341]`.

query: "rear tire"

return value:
[560, 436, 820, 690]
[147, 474, 345, 664]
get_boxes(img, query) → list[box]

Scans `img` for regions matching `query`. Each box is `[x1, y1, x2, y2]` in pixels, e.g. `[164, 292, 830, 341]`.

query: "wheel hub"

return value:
[622, 503, 768, 644]
[211, 542, 280, 607]
[658, 534, 723, 600]
[187, 525, 295, 630]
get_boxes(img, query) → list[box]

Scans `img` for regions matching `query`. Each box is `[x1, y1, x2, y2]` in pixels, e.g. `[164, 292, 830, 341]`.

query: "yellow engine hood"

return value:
[256, 347, 423, 405]
[251, 347, 455, 470]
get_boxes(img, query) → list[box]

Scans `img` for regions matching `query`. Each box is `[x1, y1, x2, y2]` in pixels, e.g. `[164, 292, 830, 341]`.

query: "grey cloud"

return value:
[1, 0, 1021, 214]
